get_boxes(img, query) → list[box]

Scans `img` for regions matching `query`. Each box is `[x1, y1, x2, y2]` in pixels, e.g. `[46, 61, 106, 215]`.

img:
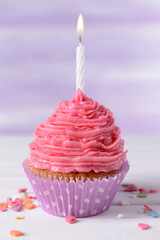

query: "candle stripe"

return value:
[76, 45, 85, 92]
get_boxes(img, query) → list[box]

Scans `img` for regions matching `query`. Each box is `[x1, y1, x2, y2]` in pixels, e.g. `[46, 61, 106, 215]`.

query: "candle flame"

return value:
[77, 14, 84, 36]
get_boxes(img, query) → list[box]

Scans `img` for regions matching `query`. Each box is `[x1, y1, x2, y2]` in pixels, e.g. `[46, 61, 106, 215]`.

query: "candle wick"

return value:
[79, 36, 82, 45]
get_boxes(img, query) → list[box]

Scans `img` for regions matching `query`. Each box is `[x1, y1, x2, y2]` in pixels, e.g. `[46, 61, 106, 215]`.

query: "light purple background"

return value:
[1, 0, 160, 135]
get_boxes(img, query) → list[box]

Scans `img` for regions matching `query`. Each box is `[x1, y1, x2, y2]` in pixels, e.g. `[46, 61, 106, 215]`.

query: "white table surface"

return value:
[0, 135, 160, 240]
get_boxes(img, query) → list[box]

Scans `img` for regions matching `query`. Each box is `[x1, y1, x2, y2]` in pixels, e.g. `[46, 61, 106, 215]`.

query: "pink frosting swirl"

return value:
[29, 89, 127, 173]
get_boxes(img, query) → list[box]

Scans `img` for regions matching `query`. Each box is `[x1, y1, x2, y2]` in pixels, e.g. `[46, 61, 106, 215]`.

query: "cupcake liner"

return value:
[22, 159, 129, 218]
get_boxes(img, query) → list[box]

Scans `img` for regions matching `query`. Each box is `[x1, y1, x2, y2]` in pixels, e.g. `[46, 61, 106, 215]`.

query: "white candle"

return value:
[76, 14, 85, 92]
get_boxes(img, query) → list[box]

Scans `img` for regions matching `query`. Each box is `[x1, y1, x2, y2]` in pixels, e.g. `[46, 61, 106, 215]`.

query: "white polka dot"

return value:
[32, 180, 36, 184]
[89, 188, 93, 193]
[45, 204, 50, 209]
[65, 188, 69, 194]
[59, 196, 63, 201]
[44, 191, 49, 196]
[69, 204, 73, 209]
[84, 198, 90, 203]
[117, 179, 121, 184]
[103, 205, 107, 211]
[99, 188, 104, 193]
[51, 186, 54, 190]
[39, 191, 42, 196]
[106, 195, 109, 199]
[39, 201, 42, 206]
[52, 202, 56, 207]
[92, 210, 97, 214]
[95, 199, 100, 203]
[74, 195, 78, 200]
[61, 212, 66, 217]
[78, 184, 83, 189]
[79, 209, 84, 214]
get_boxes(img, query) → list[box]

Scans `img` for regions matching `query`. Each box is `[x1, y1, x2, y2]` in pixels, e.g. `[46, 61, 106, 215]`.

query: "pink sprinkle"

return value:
[11, 205, 22, 212]
[65, 216, 76, 224]
[14, 198, 22, 206]
[149, 189, 158, 193]
[0, 206, 7, 212]
[139, 188, 149, 195]
[138, 223, 150, 230]
[6, 198, 13, 206]
[25, 195, 37, 200]
[124, 184, 138, 192]
[144, 205, 153, 211]
[18, 188, 27, 193]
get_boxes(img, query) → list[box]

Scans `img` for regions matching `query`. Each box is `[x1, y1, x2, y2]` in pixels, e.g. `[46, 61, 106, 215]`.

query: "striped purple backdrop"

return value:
[0, 0, 160, 135]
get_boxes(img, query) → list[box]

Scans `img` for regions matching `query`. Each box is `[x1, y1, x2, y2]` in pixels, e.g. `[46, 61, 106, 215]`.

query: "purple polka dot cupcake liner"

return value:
[22, 159, 129, 218]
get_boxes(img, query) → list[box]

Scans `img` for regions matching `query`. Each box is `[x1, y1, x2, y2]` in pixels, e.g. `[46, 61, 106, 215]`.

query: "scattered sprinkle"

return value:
[23, 198, 35, 210]
[14, 216, 25, 220]
[65, 216, 77, 224]
[18, 188, 27, 193]
[0, 206, 7, 212]
[139, 208, 147, 213]
[11, 205, 22, 212]
[13, 193, 26, 201]
[123, 184, 138, 192]
[139, 188, 149, 195]
[144, 205, 153, 211]
[117, 213, 125, 219]
[138, 223, 150, 230]
[10, 230, 23, 237]
[25, 195, 37, 200]
[137, 193, 147, 198]
[149, 189, 158, 194]
[119, 200, 130, 206]
[147, 210, 159, 218]
[128, 195, 136, 199]
[0, 203, 8, 208]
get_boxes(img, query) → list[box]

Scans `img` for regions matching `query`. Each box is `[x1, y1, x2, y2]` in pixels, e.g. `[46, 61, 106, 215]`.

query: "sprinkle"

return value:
[124, 184, 138, 192]
[119, 200, 130, 206]
[13, 193, 26, 201]
[10, 230, 23, 237]
[137, 193, 147, 198]
[11, 205, 22, 212]
[6, 198, 13, 206]
[14, 216, 25, 220]
[138, 223, 150, 230]
[25, 195, 37, 200]
[18, 188, 27, 193]
[139, 208, 147, 213]
[121, 184, 129, 188]
[144, 205, 153, 211]
[0, 203, 8, 208]
[23, 198, 35, 210]
[0, 206, 7, 212]
[147, 210, 159, 218]
[117, 213, 125, 219]
[139, 188, 149, 195]
[65, 216, 77, 224]
[149, 189, 158, 193]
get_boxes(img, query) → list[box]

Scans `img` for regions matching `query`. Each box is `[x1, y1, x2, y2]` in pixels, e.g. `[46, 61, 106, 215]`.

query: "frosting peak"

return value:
[29, 89, 127, 173]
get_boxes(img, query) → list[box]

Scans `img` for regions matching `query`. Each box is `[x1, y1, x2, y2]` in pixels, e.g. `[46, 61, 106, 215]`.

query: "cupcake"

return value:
[23, 89, 129, 217]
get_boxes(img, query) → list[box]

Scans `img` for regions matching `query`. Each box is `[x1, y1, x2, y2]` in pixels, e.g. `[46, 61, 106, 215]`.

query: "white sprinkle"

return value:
[12, 193, 26, 201]
[139, 208, 147, 213]
[120, 200, 130, 206]
[117, 213, 125, 219]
